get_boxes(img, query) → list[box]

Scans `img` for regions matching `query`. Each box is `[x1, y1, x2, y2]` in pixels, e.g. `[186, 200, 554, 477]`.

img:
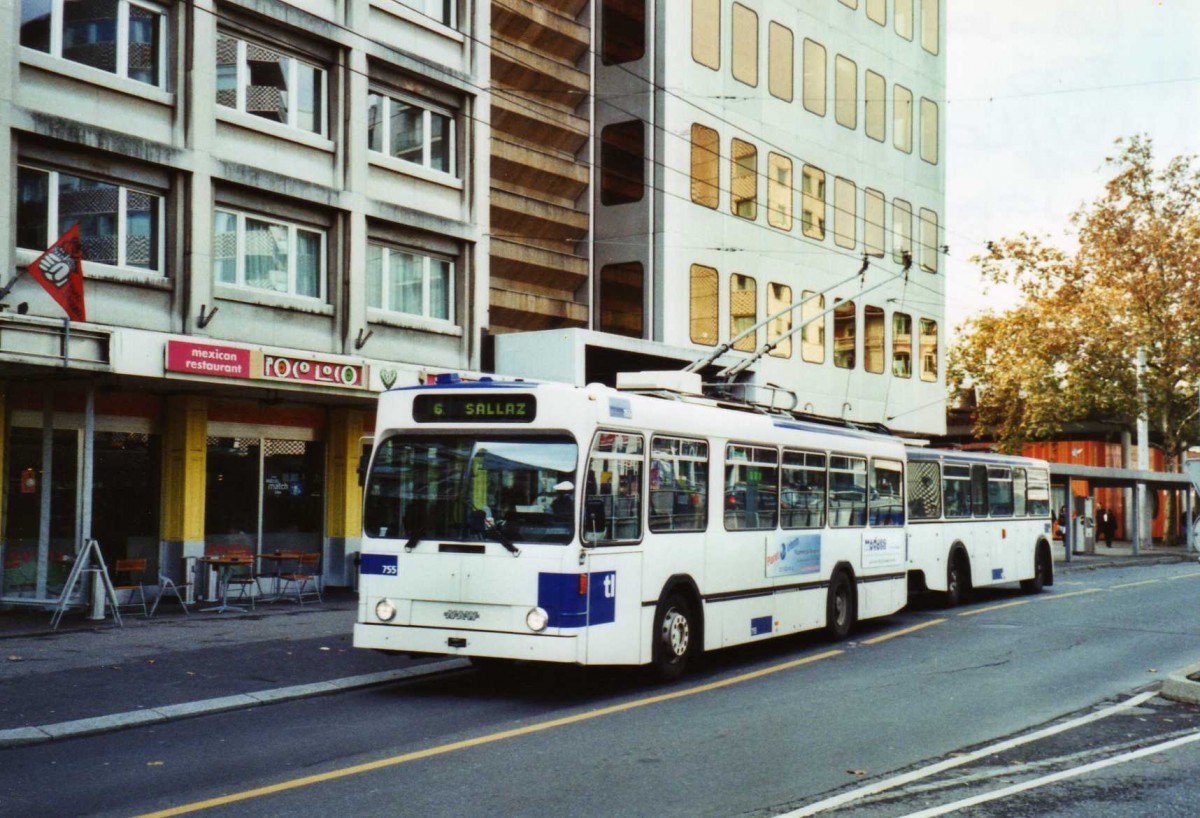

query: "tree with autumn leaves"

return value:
[950, 136, 1200, 542]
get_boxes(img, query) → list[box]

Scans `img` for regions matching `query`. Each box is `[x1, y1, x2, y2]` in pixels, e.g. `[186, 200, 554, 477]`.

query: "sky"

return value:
[945, 0, 1200, 342]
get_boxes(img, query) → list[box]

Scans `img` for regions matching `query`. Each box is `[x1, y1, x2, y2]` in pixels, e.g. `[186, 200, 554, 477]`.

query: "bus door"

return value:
[581, 547, 643, 665]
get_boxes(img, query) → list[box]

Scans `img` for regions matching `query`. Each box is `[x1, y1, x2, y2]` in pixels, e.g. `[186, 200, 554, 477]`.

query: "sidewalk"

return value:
[1051, 538, 1198, 570]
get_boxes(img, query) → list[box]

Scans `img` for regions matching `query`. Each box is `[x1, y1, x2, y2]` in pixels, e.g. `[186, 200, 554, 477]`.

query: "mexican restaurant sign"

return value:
[166, 340, 368, 389]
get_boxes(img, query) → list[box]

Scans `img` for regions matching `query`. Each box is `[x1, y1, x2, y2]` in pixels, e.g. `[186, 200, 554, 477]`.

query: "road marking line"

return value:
[895, 726, 1200, 818]
[776, 690, 1157, 817]
[1110, 579, 1160, 589]
[1166, 572, 1200, 581]
[1037, 588, 1103, 601]
[861, 619, 946, 645]
[956, 600, 1029, 618]
[137, 649, 846, 817]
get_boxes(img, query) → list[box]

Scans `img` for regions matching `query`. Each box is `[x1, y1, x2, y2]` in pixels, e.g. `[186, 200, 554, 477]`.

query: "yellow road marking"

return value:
[956, 600, 1030, 617]
[1166, 571, 1200, 581]
[862, 619, 947, 644]
[1110, 579, 1159, 589]
[138, 649, 845, 817]
[1037, 588, 1103, 601]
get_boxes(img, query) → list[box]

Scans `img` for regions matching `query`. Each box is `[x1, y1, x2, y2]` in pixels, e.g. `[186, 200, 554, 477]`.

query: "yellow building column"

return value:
[161, 395, 207, 579]
[325, 408, 366, 587]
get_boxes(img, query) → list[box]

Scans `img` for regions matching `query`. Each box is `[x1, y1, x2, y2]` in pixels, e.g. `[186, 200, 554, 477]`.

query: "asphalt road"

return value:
[6, 561, 1200, 818]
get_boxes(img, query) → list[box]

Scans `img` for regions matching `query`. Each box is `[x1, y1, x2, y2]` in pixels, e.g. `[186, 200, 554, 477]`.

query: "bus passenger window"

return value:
[970, 464, 989, 517]
[584, 432, 644, 543]
[906, 461, 940, 519]
[987, 466, 1013, 516]
[782, 450, 825, 529]
[870, 459, 904, 526]
[829, 455, 867, 527]
[650, 437, 709, 533]
[1013, 468, 1027, 516]
[1026, 468, 1050, 516]
[725, 444, 778, 530]
[942, 464, 970, 518]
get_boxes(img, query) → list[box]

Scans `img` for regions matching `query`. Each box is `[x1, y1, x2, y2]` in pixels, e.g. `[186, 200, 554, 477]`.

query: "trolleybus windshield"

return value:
[363, 434, 579, 545]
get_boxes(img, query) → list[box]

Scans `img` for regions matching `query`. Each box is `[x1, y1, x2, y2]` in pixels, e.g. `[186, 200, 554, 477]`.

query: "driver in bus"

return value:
[551, 481, 575, 520]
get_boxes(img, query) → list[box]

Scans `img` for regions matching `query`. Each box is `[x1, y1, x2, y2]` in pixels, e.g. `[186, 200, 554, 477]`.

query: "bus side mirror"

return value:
[584, 498, 607, 542]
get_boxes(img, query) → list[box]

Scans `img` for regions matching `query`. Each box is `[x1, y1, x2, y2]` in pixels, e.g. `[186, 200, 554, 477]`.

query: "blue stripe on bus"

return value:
[750, 615, 773, 636]
[537, 572, 617, 628]
[360, 554, 398, 576]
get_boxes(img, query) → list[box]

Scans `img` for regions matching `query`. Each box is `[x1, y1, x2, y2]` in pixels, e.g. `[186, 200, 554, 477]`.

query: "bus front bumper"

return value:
[353, 622, 581, 663]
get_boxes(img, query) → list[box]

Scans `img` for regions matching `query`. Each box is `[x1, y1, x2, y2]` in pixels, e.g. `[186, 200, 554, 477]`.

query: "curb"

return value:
[1056, 554, 1194, 571]
[0, 658, 469, 748]
[1161, 662, 1200, 706]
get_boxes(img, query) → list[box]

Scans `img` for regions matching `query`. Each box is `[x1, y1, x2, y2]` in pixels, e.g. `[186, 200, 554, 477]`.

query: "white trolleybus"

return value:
[903, 448, 1055, 606]
[355, 371, 918, 678]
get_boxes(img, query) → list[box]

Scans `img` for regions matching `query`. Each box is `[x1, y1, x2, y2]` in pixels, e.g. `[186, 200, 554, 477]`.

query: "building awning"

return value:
[1049, 463, 1193, 491]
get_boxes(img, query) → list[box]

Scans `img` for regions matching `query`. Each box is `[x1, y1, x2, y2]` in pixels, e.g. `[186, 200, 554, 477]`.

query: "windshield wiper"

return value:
[405, 525, 424, 552]
[484, 520, 520, 557]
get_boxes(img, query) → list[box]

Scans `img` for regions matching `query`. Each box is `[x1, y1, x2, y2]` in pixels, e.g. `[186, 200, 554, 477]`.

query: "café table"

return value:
[197, 553, 255, 613]
[255, 551, 303, 601]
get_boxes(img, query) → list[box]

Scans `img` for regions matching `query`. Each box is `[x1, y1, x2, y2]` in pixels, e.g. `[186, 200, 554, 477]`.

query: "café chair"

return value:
[224, 553, 262, 609]
[149, 573, 191, 617]
[112, 558, 149, 617]
[277, 552, 322, 604]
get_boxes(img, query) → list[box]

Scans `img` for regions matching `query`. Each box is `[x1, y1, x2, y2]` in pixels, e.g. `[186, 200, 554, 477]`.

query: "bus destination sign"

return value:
[413, 394, 536, 423]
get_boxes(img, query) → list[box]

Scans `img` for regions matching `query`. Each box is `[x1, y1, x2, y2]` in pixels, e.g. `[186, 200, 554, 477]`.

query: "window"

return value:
[768, 22, 793, 101]
[767, 282, 792, 358]
[731, 3, 758, 87]
[838, 0, 857, 7]
[1026, 468, 1051, 516]
[864, 305, 884, 374]
[920, 97, 939, 164]
[214, 209, 324, 299]
[801, 290, 825, 363]
[21, 0, 167, 88]
[731, 138, 758, 220]
[919, 318, 938, 382]
[919, 208, 939, 272]
[970, 464, 988, 517]
[782, 450, 825, 528]
[921, 0, 940, 54]
[803, 39, 826, 116]
[892, 312, 912, 377]
[690, 264, 719, 345]
[895, 0, 914, 40]
[725, 444, 778, 531]
[988, 467, 1014, 517]
[906, 461, 940, 519]
[602, 0, 644, 65]
[834, 176, 856, 250]
[692, 0, 720, 69]
[730, 274, 757, 352]
[829, 455, 866, 527]
[17, 165, 163, 272]
[367, 93, 455, 174]
[691, 124, 720, 208]
[802, 165, 826, 239]
[894, 84, 913, 153]
[833, 299, 855, 369]
[599, 262, 644, 338]
[217, 34, 326, 136]
[835, 55, 857, 130]
[396, 0, 454, 27]
[366, 243, 451, 320]
[600, 120, 645, 205]
[1013, 468, 1028, 516]
[865, 70, 886, 142]
[942, 465, 970, 517]
[867, 0, 886, 25]
[649, 437, 708, 533]
[767, 153, 793, 231]
[865, 188, 885, 257]
[584, 432, 644, 543]
[893, 198, 912, 264]
[870, 459, 904, 526]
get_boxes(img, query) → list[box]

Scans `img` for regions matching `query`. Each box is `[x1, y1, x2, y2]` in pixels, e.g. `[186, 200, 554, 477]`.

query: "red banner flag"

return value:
[28, 224, 87, 322]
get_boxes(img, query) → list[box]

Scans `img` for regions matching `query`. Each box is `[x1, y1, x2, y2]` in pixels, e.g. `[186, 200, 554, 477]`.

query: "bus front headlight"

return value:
[375, 599, 397, 622]
[526, 607, 549, 632]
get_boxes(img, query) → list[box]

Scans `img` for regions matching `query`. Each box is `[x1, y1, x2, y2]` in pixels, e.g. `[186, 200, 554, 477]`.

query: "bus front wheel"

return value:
[825, 571, 856, 641]
[652, 593, 694, 680]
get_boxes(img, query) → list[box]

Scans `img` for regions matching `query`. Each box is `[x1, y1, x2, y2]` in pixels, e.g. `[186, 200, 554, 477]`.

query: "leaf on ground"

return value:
[7, 655, 24, 662]
[846, 769, 867, 777]
[319, 647, 331, 652]
[147, 761, 164, 767]
[146, 659, 156, 665]
[1148, 668, 1158, 673]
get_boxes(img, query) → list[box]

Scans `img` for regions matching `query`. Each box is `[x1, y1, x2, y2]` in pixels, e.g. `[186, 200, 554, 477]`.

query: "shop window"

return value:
[835, 55, 857, 130]
[834, 177, 856, 250]
[20, 0, 168, 88]
[865, 188, 885, 257]
[829, 455, 867, 527]
[216, 33, 326, 136]
[892, 312, 912, 377]
[801, 290, 825, 363]
[865, 70, 885, 142]
[894, 84, 913, 153]
[767, 282, 792, 358]
[803, 39, 826, 116]
[691, 124, 720, 208]
[649, 437, 708, 533]
[600, 120, 645, 206]
[893, 198, 912, 265]
[601, 0, 645, 65]
[730, 273, 757, 352]
[920, 97, 939, 164]
[396, 0, 454, 26]
[599, 262, 644, 338]
[802, 165, 826, 240]
[767, 152, 793, 231]
[864, 305, 884, 374]
[3, 429, 78, 598]
[867, 0, 886, 25]
[17, 164, 164, 273]
[833, 299, 855, 369]
[921, 0, 940, 55]
[920, 318, 938, 382]
[725, 444, 778, 531]
[367, 92, 455, 174]
[367, 242, 452, 321]
[584, 432, 644, 543]
[731, 138, 758, 220]
[919, 208, 939, 272]
[692, 0, 720, 69]
[214, 208, 325, 300]
[731, 3, 758, 87]
[768, 22, 793, 102]
[895, 0, 914, 40]
[782, 450, 825, 529]
[690, 263, 719, 346]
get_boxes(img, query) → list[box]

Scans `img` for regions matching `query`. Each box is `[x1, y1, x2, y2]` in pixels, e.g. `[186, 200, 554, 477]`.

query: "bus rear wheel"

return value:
[652, 593, 694, 680]
[825, 572, 856, 641]
[1021, 547, 1049, 594]
[944, 554, 968, 608]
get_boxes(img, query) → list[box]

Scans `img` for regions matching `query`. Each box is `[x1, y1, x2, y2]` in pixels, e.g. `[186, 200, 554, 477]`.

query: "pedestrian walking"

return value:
[1096, 505, 1115, 548]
